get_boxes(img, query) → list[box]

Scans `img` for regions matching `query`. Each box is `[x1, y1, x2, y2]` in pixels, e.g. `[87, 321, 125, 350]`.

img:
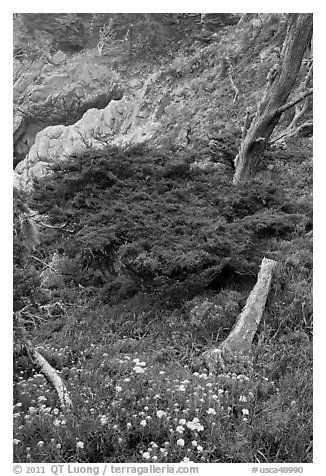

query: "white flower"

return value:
[142, 451, 151, 460]
[182, 457, 193, 462]
[127, 422, 132, 429]
[150, 442, 158, 449]
[152, 456, 158, 461]
[179, 418, 186, 425]
[37, 441, 45, 448]
[206, 383, 213, 388]
[13, 439, 21, 445]
[242, 408, 249, 416]
[138, 361, 146, 366]
[140, 420, 147, 427]
[176, 425, 185, 434]
[124, 378, 130, 382]
[115, 386, 122, 392]
[100, 416, 108, 425]
[186, 419, 204, 432]
[133, 366, 145, 374]
[192, 440, 198, 447]
[37, 395, 47, 402]
[177, 438, 185, 447]
[239, 395, 247, 403]
[156, 410, 166, 419]
[218, 389, 224, 394]
[76, 441, 84, 449]
[243, 417, 249, 423]
[56, 443, 62, 449]
[197, 445, 203, 452]
[159, 371, 165, 375]
[206, 408, 216, 415]
[177, 385, 186, 392]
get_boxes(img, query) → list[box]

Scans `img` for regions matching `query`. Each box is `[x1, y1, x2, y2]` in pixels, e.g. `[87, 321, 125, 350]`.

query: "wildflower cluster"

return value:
[13, 345, 263, 463]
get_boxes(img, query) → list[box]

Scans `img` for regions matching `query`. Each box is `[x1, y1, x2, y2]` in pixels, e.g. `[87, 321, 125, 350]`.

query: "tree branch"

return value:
[277, 88, 313, 115]
[28, 255, 61, 275]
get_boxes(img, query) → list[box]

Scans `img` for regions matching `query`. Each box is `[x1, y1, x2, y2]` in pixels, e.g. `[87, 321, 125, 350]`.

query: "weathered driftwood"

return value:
[201, 257, 277, 374]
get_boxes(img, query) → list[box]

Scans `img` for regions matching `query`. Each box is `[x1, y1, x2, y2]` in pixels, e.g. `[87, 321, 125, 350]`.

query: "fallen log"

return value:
[31, 347, 73, 409]
[14, 312, 72, 410]
[201, 257, 277, 374]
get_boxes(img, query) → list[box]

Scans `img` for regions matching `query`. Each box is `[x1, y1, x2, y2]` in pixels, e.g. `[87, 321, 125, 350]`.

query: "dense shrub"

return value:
[28, 144, 311, 301]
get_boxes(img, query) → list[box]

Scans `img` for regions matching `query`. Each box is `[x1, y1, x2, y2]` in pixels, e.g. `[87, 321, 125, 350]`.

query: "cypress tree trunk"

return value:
[233, 14, 313, 184]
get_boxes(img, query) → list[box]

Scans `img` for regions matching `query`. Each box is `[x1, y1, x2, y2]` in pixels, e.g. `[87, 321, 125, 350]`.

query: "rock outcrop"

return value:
[14, 71, 167, 190]
[13, 56, 124, 163]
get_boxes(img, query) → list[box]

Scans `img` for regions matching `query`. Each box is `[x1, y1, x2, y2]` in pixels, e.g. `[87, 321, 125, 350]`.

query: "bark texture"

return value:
[233, 14, 313, 184]
[31, 347, 73, 409]
[201, 257, 277, 374]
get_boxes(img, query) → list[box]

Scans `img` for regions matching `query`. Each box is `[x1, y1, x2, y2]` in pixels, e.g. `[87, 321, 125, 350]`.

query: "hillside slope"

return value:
[13, 14, 313, 464]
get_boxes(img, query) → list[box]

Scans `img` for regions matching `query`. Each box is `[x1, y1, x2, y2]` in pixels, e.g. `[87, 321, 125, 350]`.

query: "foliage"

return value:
[28, 144, 310, 299]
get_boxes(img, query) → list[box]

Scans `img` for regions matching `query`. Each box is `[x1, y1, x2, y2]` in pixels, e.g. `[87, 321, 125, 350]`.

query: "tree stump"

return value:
[201, 257, 277, 374]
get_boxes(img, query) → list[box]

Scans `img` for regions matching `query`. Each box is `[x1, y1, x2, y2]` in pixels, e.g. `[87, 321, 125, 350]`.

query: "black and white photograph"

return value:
[12, 8, 314, 469]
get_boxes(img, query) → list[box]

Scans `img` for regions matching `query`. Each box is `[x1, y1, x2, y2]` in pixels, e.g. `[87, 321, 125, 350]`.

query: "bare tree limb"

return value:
[15, 314, 72, 409]
[277, 88, 313, 115]
[29, 216, 70, 230]
[226, 58, 239, 102]
[32, 349, 73, 409]
[28, 255, 61, 275]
